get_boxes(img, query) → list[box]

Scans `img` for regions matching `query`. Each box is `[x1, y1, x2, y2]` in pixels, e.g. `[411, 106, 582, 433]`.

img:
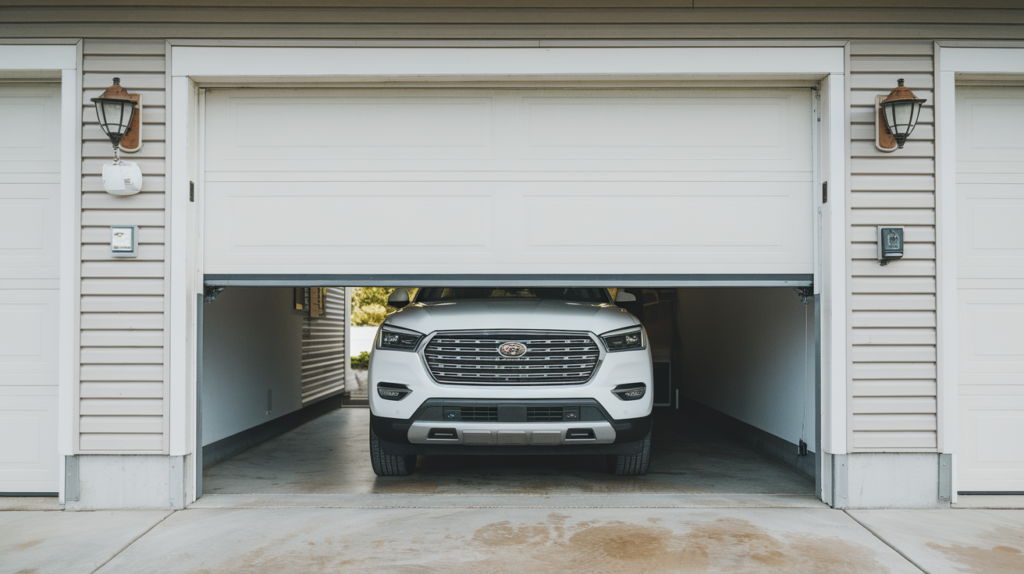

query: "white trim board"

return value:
[0, 45, 76, 70]
[169, 45, 848, 504]
[935, 46, 1024, 503]
[172, 46, 844, 80]
[0, 43, 80, 505]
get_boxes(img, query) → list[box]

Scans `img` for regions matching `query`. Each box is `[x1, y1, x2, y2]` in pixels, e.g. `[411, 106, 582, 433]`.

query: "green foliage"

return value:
[351, 351, 370, 370]
[350, 287, 399, 326]
[350, 287, 417, 326]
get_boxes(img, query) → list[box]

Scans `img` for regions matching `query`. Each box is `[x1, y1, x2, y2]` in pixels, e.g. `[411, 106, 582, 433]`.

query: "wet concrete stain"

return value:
[107, 513, 902, 574]
[10, 539, 43, 551]
[926, 538, 1024, 573]
[457, 516, 892, 574]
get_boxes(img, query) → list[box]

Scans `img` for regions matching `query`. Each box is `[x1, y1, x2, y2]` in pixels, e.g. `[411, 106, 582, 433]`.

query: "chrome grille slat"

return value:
[424, 330, 600, 386]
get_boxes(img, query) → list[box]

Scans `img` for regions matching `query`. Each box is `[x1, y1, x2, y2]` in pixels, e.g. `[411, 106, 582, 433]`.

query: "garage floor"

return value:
[202, 408, 814, 498]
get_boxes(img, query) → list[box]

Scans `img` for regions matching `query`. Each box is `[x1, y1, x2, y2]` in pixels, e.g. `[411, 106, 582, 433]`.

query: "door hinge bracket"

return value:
[794, 287, 812, 305]
[204, 286, 225, 303]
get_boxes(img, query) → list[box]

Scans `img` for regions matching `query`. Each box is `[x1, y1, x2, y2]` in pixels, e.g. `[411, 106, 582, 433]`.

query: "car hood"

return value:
[383, 299, 639, 335]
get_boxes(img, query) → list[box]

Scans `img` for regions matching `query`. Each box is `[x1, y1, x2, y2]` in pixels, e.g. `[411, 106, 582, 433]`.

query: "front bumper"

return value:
[368, 337, 654, 421]
[371, 399, 653, 456]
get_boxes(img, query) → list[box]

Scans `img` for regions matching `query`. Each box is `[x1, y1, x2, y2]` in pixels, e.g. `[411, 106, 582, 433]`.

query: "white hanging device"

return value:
[102, 161, 143, 196]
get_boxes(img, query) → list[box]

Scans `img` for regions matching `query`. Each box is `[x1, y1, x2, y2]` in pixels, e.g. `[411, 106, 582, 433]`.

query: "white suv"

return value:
[368, 287, 653, 476]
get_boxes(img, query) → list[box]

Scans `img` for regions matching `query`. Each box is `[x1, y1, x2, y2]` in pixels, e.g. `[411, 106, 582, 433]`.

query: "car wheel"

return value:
[370, 427, 417, 476]
[608, 430, 651, 476]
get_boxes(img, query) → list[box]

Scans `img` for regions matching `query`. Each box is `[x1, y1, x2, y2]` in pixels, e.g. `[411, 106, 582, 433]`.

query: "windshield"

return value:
[416, 287, 611, 303]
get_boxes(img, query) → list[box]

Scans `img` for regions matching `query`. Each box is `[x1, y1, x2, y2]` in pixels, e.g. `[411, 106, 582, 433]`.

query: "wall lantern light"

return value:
[92, 77, 144, 196]
[875, 78, 927, 152]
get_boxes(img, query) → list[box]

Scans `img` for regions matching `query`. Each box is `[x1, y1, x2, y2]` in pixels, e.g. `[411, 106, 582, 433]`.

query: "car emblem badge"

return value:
[498, 342, 528, 358]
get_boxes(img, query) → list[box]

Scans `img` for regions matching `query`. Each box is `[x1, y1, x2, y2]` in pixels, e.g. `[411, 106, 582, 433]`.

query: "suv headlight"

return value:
[377, 325, 424, 352]
[600, 326, 645, 352]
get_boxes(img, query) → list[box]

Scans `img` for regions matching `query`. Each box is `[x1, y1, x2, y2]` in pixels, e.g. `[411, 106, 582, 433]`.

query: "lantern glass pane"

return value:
[102, 101, 126, 134]
[883, 104, 897, 134]
[893, 101, 913, 132]
[119, 103, 135, 132]
[94, 101, 107, 128]
[909, 101, 923, 128]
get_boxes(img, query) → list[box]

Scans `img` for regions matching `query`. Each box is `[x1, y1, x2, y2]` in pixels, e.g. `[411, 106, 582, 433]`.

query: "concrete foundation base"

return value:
[65, 455, 189, 511]
[832, 453, 950, 509]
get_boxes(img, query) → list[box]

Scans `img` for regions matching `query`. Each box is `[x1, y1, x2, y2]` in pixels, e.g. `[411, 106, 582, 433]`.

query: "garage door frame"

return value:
[936, 45, 1024, 500]
[0, 42, 80, 502]
[169, 44, 848, 505]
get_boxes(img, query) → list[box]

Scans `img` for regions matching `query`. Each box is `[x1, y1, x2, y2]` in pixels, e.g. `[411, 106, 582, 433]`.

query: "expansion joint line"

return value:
[842, 510, 928, 574]
[89, 510, 177, 574]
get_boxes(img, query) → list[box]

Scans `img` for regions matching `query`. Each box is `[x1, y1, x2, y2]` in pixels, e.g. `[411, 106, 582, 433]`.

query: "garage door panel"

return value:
[206, 187, 811, 273]
[0, 392, 59, 493]
[204, 168, 813, 183]
[209, 95, 495, 161]
[957, 86, 1024, 492]
[0, 280, 59, 385]
[959, 395, 1024, 492]
[957, 93, 1024, 164]
[0, 87, 61, 162]
[204, 87, 813, 276]
[958, 291, 1024, 383]
[0, 84, 61, 494]
[520, 95, 807, 162]
[0, 188, 60, 274]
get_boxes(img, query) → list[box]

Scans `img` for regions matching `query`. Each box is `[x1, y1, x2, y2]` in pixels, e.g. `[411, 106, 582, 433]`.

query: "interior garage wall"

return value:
[201, 287, 302, 446]
[675, 288, 816, 450]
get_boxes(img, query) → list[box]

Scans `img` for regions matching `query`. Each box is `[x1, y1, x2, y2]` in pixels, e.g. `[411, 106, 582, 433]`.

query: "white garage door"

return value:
[0, 84, 61, 494]
[203, 88, 813, 277]
[957, 86, 1024, 493]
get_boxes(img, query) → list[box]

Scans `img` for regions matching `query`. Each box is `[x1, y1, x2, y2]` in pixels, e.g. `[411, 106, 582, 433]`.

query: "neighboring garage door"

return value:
[0, 84, 61, 493]
[956, 86, 1024, 493]
[203, 88, 813, 277]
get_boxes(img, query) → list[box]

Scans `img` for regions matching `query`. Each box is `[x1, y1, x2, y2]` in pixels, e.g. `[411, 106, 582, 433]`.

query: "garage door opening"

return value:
[189, 82, 825, 503]
[196, 285, 818, 502]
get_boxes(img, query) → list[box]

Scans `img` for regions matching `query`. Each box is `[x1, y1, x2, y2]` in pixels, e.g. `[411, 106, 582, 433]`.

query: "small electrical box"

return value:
[110, 225, 139, 258]
[877, 226, 904, 264]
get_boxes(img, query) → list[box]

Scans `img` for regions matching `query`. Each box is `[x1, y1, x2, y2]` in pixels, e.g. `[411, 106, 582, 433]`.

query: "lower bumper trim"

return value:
[408, 421, 616, 445]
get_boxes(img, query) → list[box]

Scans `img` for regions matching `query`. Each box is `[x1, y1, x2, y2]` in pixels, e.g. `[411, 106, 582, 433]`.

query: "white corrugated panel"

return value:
[78, 42, 167, 453]
[955, 86, 1024, 492]
[203, 87, 814, 276]
[0, 83, 61, 493]
[301, 287, 346, 404]
[848, 41, 938, 452]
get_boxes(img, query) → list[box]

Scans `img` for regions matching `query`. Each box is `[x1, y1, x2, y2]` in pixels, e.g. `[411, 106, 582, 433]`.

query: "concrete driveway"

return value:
[3, 504, 1022, 573]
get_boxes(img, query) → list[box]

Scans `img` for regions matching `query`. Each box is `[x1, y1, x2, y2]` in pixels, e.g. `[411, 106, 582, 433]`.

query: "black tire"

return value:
[370, 427, 416, 476]
[608, 430, 652, 476]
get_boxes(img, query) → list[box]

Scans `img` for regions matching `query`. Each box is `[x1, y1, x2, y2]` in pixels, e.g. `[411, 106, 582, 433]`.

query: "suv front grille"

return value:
[424, 330, 601, 386]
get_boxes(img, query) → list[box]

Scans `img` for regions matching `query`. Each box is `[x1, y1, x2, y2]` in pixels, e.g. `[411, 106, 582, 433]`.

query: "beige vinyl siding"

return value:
[78, 39, 167, 453]
[301, 288, 347, 405]
[848, 40, 938, 452]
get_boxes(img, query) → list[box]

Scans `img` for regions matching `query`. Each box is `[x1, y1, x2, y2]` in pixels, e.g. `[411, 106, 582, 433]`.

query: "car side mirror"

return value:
[387, 289, 410, 309]
[615, 291, 637, 303]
